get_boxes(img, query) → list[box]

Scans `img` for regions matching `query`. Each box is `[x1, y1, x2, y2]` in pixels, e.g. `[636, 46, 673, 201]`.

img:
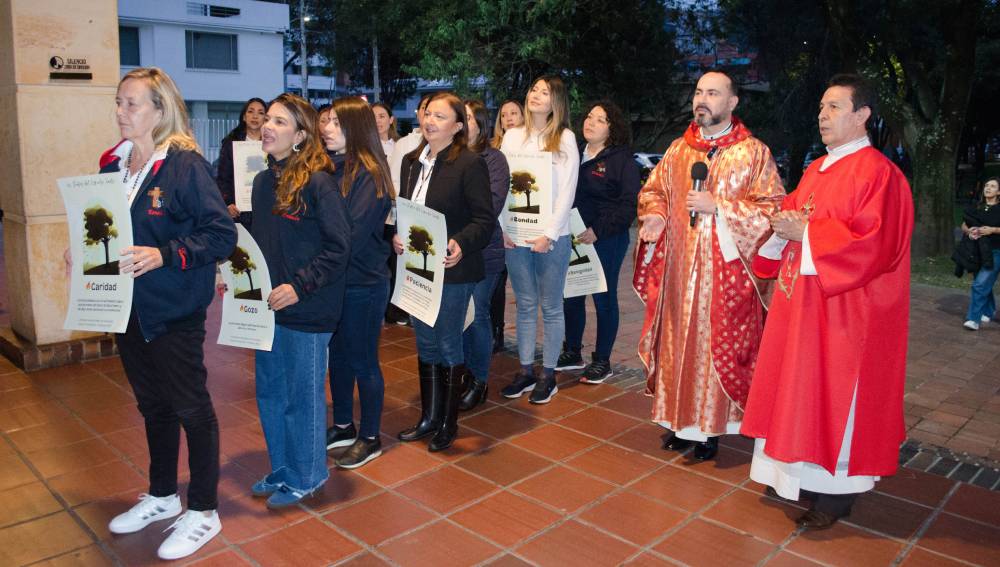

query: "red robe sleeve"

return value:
[808, 162, 913, 297]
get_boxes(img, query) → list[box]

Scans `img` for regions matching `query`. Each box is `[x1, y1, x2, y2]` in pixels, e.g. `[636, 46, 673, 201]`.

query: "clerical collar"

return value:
[701, 121, 734, 141]
[820, 136, 870, 171]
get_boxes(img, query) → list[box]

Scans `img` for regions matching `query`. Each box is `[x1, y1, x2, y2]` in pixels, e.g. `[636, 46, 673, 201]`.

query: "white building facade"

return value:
[118, 0, 289, 161]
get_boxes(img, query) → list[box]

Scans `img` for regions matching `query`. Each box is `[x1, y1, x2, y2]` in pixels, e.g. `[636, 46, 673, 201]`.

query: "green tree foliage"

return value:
[83, 206, 117, 265]
[228, 246, 257, 292]
[826, 0, 987, 257]
[407, 226, 435, 272]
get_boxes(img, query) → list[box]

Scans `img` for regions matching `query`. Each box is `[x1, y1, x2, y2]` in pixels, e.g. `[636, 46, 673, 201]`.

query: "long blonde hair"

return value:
[524, 75, 570, 153]
[119, 67, 200, 153]
[490, 99, 524, 149]
[267, 94, 334, 216]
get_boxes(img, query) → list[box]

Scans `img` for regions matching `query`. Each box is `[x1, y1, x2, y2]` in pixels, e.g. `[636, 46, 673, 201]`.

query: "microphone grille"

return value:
[691, 161, 709, 180]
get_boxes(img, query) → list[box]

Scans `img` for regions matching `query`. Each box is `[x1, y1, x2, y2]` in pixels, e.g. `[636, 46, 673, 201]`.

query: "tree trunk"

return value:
[102, 239, 110, 265]
[525, 191, 532, 209]
[909, 143, 957, 258]
[247, 270, 254, 292]
[422, 252, 428, 272]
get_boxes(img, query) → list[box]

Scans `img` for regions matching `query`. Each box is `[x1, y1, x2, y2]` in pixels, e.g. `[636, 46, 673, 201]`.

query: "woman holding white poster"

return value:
[95, 68, 236, 561]
[250, 94, 351, 507]
[500, 75, 579, 404]
[395, 92, 494, 452]
[558, 100, 641, 384]
[216, 97, 266, 229]
[321, 97, 395, 469]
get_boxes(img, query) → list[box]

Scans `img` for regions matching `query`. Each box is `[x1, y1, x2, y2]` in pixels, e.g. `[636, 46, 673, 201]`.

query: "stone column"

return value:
[0, 0, 120, 369]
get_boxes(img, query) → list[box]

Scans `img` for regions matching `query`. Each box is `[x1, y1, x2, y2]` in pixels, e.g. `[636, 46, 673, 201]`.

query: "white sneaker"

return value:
[157, 510, 221, 560]
[108, 493, 181, 534]
[982, 315, 991, 324]
[963, 320, 980, 331]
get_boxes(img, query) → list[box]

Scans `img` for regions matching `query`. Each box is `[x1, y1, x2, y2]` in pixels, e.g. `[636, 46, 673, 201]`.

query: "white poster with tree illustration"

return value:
[217, 224, 275, 350]
[563, 208, 608, 298]
[391, 197, 446, 326]
[60, 173, 134, 333]
[233, 140, 268, 212]
[500, 150, 553, 245]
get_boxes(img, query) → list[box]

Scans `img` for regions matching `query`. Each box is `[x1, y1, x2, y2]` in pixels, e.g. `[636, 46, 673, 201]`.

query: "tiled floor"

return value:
[1, 305, 999, 566]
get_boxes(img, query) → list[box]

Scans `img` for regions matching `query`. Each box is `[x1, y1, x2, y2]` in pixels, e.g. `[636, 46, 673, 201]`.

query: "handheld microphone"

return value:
[689, 161, 709, 228]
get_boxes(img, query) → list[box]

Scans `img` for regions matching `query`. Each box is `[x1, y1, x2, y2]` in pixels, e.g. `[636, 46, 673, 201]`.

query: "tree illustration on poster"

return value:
[509, 170, 540, 213]
[228, 246, 262, 300]
[569, 234, 590, 266]
[406, 225, 436, 281]
[83, 206, 119, 275]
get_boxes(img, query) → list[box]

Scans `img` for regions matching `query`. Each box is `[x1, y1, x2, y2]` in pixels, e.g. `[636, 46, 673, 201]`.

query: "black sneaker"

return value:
[501, 372, 536, 398]
[326, 423, 357, 450]
[529, 376, 558, 404]
[555, 350, 585, 371]
[335, 437, 382, 469]
[580, 358, 612, 384]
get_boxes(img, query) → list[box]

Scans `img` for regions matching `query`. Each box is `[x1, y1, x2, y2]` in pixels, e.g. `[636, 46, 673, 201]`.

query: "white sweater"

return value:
[500, 126, 580, 241]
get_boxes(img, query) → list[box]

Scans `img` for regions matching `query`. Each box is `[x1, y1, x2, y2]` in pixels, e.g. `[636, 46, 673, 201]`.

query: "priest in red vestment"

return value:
[741, 74, 914, 530]
[634, 71, 784, 461]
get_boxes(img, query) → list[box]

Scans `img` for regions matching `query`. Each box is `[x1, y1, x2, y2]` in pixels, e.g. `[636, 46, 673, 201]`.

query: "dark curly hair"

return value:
[581, 100, 631, 148]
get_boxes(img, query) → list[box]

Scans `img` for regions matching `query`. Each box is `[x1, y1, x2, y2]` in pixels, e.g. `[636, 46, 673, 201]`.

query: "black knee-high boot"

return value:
[429, 365, 466, 452]
[398, 360, 443, 442]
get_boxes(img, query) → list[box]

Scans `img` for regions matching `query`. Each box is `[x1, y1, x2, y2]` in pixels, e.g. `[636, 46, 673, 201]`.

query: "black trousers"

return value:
[801, 490, 859, 518]
[117, 314, 219, 511]
[490, 269, 508, 332]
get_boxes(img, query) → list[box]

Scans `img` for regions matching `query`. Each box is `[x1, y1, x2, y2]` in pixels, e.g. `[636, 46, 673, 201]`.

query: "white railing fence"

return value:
[191, 118, 239, 168]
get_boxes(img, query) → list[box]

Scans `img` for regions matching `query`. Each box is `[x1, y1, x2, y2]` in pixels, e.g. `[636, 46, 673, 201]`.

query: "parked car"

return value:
[634, 152, 662, 184]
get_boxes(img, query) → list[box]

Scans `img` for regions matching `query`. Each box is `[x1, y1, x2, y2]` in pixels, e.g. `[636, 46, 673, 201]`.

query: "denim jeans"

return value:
[966, 249, 1000, 322]
[462, 272, 501, 382]
[564, 231, 631, 359]
[412, 282, 475, 366]
[255, 325, 332, 492]
[330, 281, 390, 438]
[505, 235, 573, 369]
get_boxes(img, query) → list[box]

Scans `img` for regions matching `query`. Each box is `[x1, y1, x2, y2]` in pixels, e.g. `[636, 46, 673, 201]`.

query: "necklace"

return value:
[123, 147, 153, 204]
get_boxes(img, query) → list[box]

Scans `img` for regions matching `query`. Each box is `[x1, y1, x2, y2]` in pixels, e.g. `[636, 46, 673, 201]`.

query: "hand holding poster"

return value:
[217, 224, 275, 350]
[61, 173, 134, 333]
[391, 197, 447, 326]
[564, 209, 608, 298]
[501, 150, 552, 245]
[232, 141, 268, 212]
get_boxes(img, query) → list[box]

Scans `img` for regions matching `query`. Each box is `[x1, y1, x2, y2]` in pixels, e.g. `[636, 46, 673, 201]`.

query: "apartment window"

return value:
[206, 102, 243, 121]
[119, 26, 140, 67]
[185, 31, 238, 71]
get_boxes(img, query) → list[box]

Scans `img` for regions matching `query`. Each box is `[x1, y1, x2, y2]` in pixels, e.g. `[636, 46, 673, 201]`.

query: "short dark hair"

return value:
[828, 73, 877, 129]
[464, 99, 491, 153]
[981, 177, 1000, 207]
[702, 69, 739, 97]
[582, 100, 631, 148]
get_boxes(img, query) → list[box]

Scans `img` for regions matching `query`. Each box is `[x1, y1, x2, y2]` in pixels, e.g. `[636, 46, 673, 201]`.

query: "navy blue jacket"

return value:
[575, 144, 641, 238]
[250, 159, 351, 333]
[479, 148, 510, 274]
[328, 153, 393, 286]
[99, 142, 237, 341]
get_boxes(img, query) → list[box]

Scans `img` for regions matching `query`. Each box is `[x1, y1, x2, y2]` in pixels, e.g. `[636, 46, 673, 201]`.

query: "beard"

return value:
[693, 107, 724, 128]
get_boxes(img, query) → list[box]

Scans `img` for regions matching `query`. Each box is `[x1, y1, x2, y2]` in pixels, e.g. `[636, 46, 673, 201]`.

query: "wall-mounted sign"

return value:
[49, 56, 92, 80]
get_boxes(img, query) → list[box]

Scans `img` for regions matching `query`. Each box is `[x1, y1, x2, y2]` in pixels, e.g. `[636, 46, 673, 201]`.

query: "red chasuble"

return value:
[741, 147, 913, 476]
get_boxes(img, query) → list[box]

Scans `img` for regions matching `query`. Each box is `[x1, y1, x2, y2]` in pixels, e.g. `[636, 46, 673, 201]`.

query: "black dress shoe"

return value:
[795, 509, 839, 530]
[693, 437, 719, 460]
[661, 433, 693, 451]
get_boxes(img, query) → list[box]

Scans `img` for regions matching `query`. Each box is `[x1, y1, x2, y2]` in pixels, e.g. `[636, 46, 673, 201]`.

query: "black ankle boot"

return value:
[429, 365, 465, 452]
[398, 360, 443, 442]
[693, 436, 720, 460]
[458, 370, 488, 411]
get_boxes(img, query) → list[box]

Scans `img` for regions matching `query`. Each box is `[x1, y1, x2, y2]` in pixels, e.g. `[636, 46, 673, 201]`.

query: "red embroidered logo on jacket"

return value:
[591, 162, 607, 178]
[282, 213, 300, 221]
